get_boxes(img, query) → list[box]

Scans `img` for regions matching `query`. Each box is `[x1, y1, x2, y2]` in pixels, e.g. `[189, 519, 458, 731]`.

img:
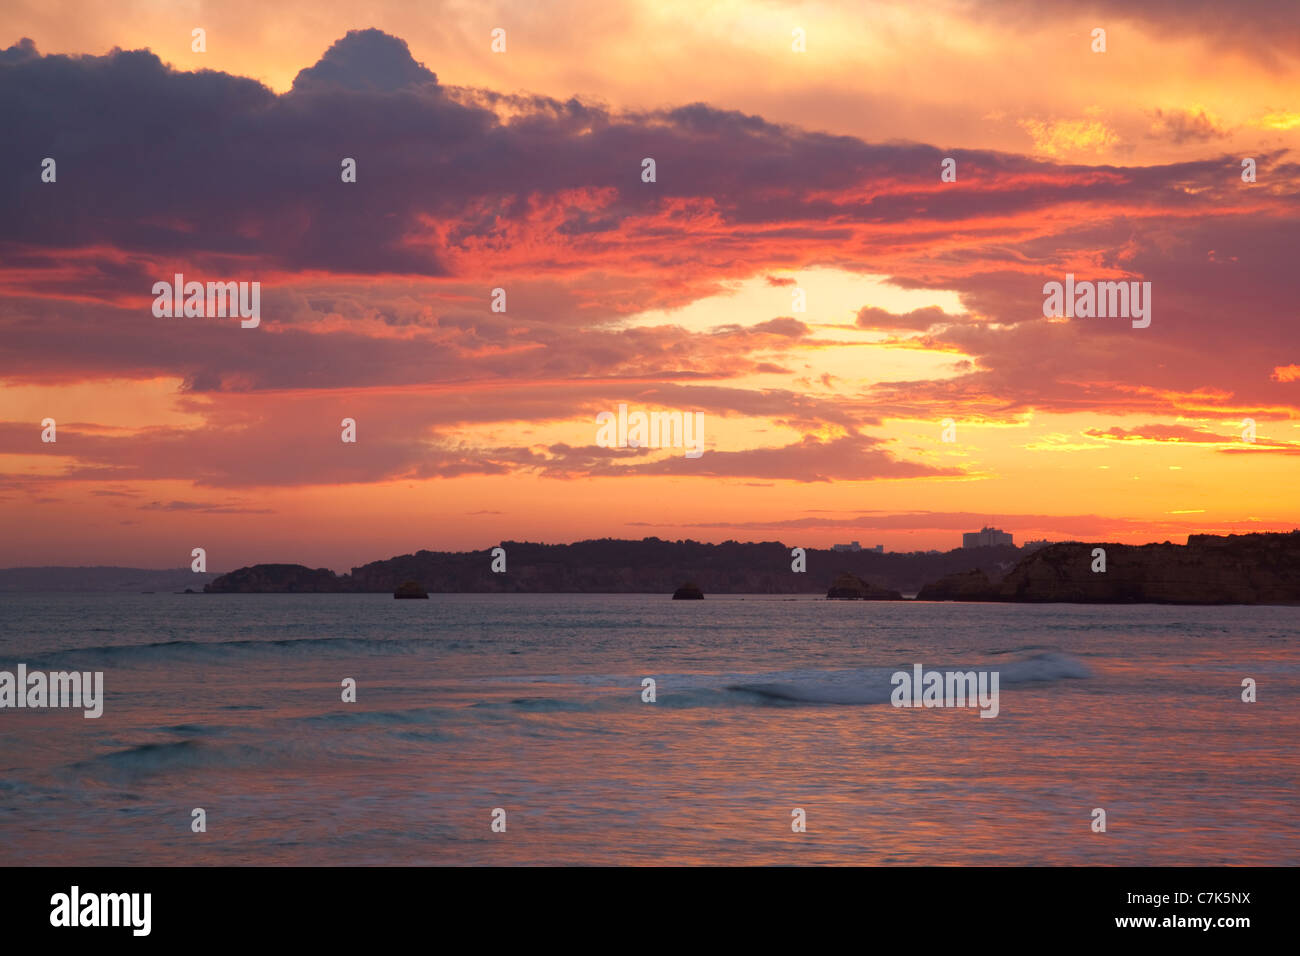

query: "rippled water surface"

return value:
[1, 593, 1296, 865]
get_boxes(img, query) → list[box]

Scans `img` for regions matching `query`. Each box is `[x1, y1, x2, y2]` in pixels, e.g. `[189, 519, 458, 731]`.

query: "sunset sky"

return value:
[2, 0, 1298, 572]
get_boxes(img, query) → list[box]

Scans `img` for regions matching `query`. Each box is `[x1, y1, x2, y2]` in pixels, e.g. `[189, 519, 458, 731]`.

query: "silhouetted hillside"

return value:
[205, 537, 1025, 594]
[201, 532, 1300, 603]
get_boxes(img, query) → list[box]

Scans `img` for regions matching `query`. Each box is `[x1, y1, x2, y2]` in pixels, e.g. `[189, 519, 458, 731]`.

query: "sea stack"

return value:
[672, 581, 704, 600]
[826, 572, 904, 600]
[394, 580, 429, 599]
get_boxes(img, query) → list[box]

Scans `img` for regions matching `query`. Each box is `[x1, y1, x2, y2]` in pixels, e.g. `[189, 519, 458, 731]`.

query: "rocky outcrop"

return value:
[917, 532, 1300, 605]
[826, 573, 905, 600]
[672, 581, 704, 599]
[204, 564, 348, 593]
[393, 580, 428, 599]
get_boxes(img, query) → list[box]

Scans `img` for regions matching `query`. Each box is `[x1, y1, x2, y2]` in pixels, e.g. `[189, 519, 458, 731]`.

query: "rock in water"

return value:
[826, 572, 904, 600]
[394, 580, 429, 599]
[672, 581, 704, 599]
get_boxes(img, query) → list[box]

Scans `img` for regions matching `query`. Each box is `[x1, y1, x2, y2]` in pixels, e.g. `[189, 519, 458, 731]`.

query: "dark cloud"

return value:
[567, 434, 964, 482]
[1, 29, 1299, 492]
[1086, 424, 1236, 443]
[139, 499, 273, 514]
[1085, 424, 1300, 452]
[968, 0, 1300, 57]
[1148, 108, 1229, 144]
[291, 29, 438, 93]
[856, 305, 964, 331]
[2, 31, 1267, 288]
[0, 36, 37, 65]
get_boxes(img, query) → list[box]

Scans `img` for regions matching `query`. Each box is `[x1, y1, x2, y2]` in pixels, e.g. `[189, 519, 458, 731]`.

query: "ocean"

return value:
[0, 593, 1296, 865]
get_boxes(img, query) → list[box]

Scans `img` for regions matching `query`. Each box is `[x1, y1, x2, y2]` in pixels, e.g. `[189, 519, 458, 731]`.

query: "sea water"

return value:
[0, 593, 1295, 865]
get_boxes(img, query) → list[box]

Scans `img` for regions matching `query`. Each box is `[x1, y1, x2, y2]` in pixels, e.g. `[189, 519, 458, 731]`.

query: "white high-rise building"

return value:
[962, 526, 1014, 549]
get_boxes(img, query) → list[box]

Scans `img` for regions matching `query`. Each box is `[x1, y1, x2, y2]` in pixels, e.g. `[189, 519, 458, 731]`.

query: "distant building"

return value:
[1022, 538, 1053, 552]
[962, 526, 1014, 549]
[831, 542, 885, 553]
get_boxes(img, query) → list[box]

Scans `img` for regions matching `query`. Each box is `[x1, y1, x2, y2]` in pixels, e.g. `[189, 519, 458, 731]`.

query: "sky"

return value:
[1, 0, 1298, 572]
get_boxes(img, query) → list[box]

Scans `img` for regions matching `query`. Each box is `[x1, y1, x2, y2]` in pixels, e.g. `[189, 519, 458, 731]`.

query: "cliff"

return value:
[916, 532, 1300, 605]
